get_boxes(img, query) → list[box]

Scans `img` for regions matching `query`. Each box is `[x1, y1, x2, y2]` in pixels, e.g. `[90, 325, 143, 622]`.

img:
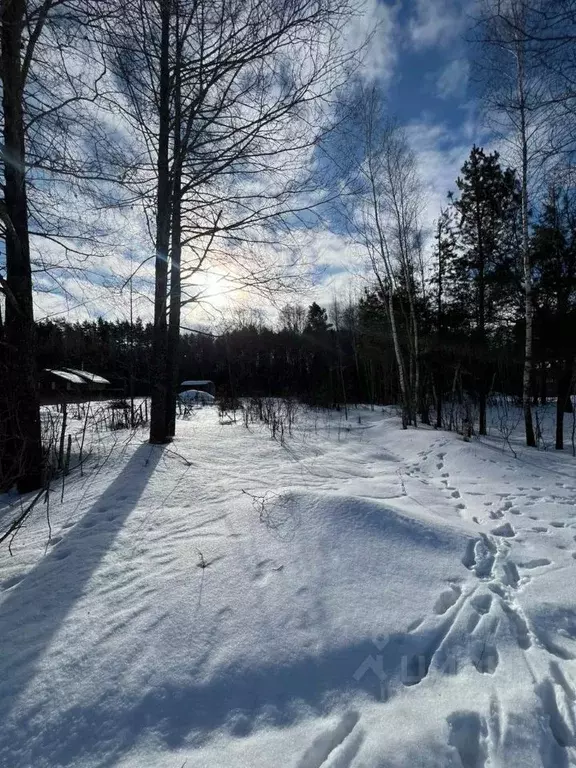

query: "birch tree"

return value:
[349, 88, 424, 427]
[474, 0, 562, 446]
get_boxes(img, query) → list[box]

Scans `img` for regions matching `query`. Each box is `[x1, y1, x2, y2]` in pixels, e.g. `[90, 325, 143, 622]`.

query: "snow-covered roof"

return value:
[64, 368, 109, 385]
[45, 369, 87, 385]
[180, 380, 213, 386]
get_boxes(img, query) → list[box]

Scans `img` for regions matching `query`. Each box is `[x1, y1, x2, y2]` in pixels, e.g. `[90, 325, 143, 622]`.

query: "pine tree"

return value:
[450, 146, 522, 435]
[532, 187, 576, 449]
[430, 206, 458, 428]
[304, 303, 332, 335]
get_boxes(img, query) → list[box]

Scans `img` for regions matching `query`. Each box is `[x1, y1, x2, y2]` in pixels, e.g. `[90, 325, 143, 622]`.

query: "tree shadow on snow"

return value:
[14, 616, 473, 767]
[0, 443, 164, 739]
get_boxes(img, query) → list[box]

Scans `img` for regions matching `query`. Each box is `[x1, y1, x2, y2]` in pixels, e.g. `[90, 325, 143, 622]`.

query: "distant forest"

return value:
[36, 146, 576, 437]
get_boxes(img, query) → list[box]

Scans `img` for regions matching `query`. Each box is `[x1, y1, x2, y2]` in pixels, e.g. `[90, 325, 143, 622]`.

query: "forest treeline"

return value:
[37, 144, 576, 453]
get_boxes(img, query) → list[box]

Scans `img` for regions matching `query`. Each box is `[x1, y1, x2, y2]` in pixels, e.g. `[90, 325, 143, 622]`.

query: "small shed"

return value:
[180, 379, 215, 396]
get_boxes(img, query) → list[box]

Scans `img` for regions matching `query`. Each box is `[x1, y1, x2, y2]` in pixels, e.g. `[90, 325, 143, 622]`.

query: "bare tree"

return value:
[0, 0, 122, 491]
[0, 0, 45, 491]
[346, 88, 424, 427]
[107, 0, 360, 444]
[473, 0, 568, 446]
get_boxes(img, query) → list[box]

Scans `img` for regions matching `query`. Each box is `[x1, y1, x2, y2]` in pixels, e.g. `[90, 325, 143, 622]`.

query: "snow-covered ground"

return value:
[2, 404, 576, 767]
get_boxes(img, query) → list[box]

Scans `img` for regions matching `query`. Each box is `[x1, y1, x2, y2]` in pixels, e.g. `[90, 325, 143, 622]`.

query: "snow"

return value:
[2, 404, 576, 767]
[64, 368, 110, 385]
[45, 368, 87, 385]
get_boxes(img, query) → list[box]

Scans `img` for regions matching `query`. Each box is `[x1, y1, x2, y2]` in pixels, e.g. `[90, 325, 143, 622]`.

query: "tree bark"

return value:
[166, 44, 182, 440]
[556, 361, 573, 450]
[474, 177, 487, 437]
[1, 0, 43, 491]
[149, 0, 172, 445]
[517, 19, 536, 447]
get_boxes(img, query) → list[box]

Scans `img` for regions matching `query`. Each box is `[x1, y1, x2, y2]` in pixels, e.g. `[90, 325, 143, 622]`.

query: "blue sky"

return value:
[26, 0, 491, 325]
[302, 0, 489, 308]
[384, 0, 483, 189]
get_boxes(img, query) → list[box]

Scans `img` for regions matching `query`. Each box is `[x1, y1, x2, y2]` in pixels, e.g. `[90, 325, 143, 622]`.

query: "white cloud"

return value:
[351, 0, 400, 83]
[409, 0, 467, 50]
[404, 118, 472, 239]
[436, 58, 470, 99]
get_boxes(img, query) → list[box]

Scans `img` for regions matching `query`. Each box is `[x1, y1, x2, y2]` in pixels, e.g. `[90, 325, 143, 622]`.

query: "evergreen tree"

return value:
[304, 303, 332, 334]
[532, 187, 576, 448]
[449, 146, 522, 435]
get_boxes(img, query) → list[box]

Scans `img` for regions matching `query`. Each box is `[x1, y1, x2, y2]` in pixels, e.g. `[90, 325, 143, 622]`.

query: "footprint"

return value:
[518, 558, 552, 569]
[447, 711, 488, 767]
[451, 490, 461, 499]
[434, 585, 462, 615]
[54, 548, 71, 561]
[471, 594, 492, 615]
[537, 679, 575, 747]
[550, 660, 576, 702]
[471, 637, 499, 674]
[491, 522, 515, 538]
[501, 560, 520, 588]
[296, 711, 360, 768]
[253, 559, 282, 584]
[550, 522, 566, 528]
[1, 575, 23, 590]
[471, 617, 500, 674]
[463, 536, 496, 579]
[500, 602, 531, 649]
[532, 526, 548, 533]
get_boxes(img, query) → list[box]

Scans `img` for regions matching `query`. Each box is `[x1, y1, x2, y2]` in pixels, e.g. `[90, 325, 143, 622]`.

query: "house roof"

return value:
[180, 380, 213, 386]
[64, 368, 109, 385]
[46, 369, 87, 385]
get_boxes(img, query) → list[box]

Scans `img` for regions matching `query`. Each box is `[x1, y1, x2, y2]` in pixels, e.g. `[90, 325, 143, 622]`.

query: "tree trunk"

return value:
[0, 0, 43, 491]
[387, 293, 410, 428]
[435, 373, 442, 429]
[517, 30, 536, 447]
[166, 38, 182, 440]
[435, 222, 443, 430]
[475, 187, 487, 437]
[539, 362, 547, 405]
[556, 361, 573, 450]
[149, 0, 172, 445]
